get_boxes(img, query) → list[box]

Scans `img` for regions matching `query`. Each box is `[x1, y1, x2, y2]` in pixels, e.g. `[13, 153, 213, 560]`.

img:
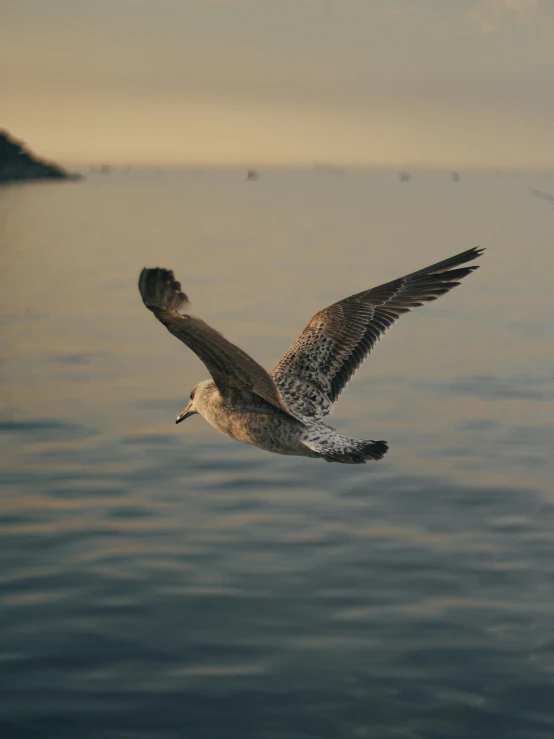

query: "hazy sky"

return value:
[2, 0, 553, 168]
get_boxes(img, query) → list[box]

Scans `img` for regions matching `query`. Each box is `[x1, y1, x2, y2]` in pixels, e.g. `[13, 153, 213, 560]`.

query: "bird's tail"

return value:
[302, 428, 389, 464]
[138, 268, 190, 314]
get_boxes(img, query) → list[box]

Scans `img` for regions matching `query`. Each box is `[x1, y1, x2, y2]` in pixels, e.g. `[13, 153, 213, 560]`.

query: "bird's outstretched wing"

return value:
[271, 247, 484, 420]
[139, 268, 293, 416]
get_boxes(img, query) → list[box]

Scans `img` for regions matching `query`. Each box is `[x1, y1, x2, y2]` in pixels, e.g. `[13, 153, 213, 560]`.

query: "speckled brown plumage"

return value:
[271, 247, 484, 421]
[139, 247, 484, 464]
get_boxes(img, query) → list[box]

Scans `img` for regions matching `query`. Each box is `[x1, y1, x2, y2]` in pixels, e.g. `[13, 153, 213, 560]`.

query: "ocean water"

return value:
[1, 169, 554, 739]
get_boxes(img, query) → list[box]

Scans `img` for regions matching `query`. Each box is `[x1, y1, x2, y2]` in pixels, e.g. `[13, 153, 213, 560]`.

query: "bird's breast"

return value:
[203, 402, 302, 452]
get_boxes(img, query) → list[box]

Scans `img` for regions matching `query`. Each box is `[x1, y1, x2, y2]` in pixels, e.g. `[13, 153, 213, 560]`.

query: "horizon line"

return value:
[67, 162, 554, 175]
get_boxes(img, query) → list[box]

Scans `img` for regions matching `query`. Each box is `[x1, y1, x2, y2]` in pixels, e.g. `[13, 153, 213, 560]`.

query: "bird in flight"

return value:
[139, 247, 483, 464]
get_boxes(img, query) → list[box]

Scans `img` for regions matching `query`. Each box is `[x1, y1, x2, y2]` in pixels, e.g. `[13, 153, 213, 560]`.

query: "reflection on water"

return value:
[1, 171, 554, 738]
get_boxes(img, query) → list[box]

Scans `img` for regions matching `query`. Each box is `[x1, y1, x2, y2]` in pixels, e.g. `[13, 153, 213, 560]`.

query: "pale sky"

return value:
[2, 0, 553, 168]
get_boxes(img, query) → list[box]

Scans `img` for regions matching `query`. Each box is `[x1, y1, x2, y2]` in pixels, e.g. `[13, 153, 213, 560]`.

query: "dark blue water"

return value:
[2, 171, 554, 738]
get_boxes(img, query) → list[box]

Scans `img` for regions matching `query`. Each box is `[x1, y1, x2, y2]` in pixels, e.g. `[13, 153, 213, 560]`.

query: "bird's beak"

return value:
[176, 401, 196, 424]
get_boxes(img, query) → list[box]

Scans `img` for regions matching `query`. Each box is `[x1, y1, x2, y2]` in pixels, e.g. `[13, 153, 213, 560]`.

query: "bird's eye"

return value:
[190, 391, 194, 400]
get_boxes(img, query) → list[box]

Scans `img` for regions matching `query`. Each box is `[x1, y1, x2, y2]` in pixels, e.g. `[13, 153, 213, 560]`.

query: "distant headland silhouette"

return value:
[0, 129, 82, 184]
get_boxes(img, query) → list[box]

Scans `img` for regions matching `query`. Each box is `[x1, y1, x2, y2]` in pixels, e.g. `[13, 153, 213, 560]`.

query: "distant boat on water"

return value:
[243, 169, 259, 181]
[451, 171, 460, 181]
[399, 172, 411, 182]
[100, 164, 113, 174]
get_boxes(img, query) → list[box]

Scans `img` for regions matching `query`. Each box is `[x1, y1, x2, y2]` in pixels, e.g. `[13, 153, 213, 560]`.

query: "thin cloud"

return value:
[470, 0, 539, 34]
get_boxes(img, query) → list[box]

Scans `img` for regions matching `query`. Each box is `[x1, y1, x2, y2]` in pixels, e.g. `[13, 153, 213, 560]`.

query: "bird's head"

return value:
[175, 380, 214, 424]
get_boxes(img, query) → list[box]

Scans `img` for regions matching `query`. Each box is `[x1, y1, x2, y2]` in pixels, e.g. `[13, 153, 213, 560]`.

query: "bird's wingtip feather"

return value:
[138, 267, 190, 313]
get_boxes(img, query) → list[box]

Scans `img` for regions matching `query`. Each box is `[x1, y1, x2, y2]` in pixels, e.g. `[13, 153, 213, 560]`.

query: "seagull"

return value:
[139, 247, 483, 464]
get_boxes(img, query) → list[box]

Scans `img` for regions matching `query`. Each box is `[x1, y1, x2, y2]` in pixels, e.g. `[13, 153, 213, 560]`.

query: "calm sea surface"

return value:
[1, 170, 554, 738]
